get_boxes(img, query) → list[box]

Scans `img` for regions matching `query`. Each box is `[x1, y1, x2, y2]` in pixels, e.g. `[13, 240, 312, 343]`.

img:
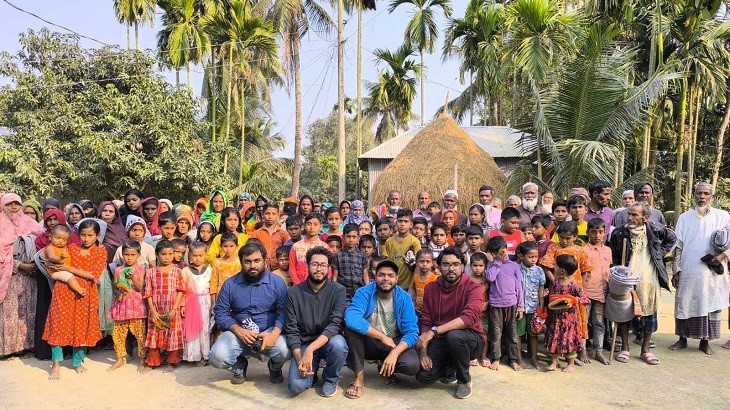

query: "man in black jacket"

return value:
[285, 246, 348, 397]
[609, 202, 676, 365]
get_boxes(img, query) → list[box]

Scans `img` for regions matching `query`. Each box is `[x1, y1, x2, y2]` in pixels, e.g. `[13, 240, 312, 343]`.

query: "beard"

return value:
[695, 202, 710, 214]
[244, 268, 265, 283]
[308, 273, 326, 285]
[376, 282, 394, 294]
[522, 198, 538, 212]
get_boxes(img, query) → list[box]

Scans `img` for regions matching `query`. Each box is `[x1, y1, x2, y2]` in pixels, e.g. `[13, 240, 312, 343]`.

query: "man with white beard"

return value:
[515, 183, 547, 225]
[541, 191, 555, 214]
[670, 182, 730, 355]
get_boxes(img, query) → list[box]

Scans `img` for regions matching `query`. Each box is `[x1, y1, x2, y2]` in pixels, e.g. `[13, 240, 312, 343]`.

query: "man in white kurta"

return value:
[670, 183, 730, 355]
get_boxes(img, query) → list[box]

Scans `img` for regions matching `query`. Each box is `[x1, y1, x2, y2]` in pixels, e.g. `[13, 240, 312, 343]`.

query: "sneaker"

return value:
[439, 372, 457, 385]
[268, 359, 284, 384]
[321, 381, 337, 398]
[231, 356, 248, 385]
[455, 381, 472, 399]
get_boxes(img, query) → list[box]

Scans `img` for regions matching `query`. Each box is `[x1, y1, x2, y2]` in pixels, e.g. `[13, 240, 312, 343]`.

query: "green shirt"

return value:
[367, 296, 400, 338]
[383, 234, 421, 289]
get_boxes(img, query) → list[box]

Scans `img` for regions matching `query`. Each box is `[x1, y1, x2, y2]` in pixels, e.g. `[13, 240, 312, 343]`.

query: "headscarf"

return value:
[22, 199, 42, 222]
[34, 208, 68, 250]
[239, 193, 252, 202]
[441, 209, 460, 246]
[66, 203, 85, 228]
[255, 195, 268, 219]
[344, 200, 370, 225]
[98, 200, 126, 263]
[76, 217, 108, 245]
[78, 199, 96, 217]
[196, 220, 217, 244]
[0, 193, 43, 303]
[194, 197, 209, 225]
[239, 202, 257, 233]
[139, 197, 161, 236]
[176, 210, 195, 240]
[159, 198, 173, 213]
[42, 198, 61, 211]
[200, 190, 229, 228]
[297, 194, 314, 217]
[125, 214, 152, 242]
[175, 204, 192, 216]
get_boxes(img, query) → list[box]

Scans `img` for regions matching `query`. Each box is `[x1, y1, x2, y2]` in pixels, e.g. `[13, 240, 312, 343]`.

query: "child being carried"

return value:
[44, 225, 86, 296]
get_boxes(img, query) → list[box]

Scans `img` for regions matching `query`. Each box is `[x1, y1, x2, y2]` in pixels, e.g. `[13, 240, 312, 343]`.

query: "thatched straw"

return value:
[371, 115, 506, 209]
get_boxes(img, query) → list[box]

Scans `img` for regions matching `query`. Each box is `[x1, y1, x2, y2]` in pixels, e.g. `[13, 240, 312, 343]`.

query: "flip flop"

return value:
[640, 352, 659, 365]
[615, 350, 630, 363]
[345, 383, 362, 399]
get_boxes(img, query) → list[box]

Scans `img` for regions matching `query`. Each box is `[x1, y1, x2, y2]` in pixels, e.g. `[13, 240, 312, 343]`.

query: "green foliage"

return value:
[0, 29, 229, 202]
[300, 111, 375, 200]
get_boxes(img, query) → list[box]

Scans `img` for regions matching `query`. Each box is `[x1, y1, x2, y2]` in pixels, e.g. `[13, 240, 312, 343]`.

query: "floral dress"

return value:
[545, 279, 589, 355]
[43, 245, 107, 347]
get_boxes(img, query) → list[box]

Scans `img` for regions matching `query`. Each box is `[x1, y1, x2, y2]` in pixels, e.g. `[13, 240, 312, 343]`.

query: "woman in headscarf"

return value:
[66, 203, 84, 246]
[175, 210, 196, 243]
[23, 199, 42, 222]
[98, 201, 126, 264]
[118, 188, 144, 224]
[344, 200, 370, 225]
[139, 197, 161, 236]
[158, 198, 173, 214]
[297, 195, 314, 219]
[42, 198, 61, 213]
[239, 202, 256, 234]
[78, 200, 97, 218]
[193, 197, 208, 226]
[200, 190, 229, 228]
[339, 200, 351, 219]
[0, 193, 43, 357]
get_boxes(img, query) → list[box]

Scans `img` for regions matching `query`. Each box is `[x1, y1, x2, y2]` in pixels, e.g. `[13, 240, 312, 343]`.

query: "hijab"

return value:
[66, 203, 85, 227]
[34, 208, 68, 250]
[125, 214, 152, 243]
[22, 199, 43, 222]
[98, 201, 126, 262]
[43, 198, 61, 211]
[200, 190, 229, 228]
[176, 210, 195, 242]
[344, 200, 370, 225]
[255, 195, 268, 219]
[194, 197, 208, 225]
[78, 199, 97, 217]
[159, 198, 173, 213]
[239, 202, 256, 234]
[196, 220, 217, 245]
[139, 197, 161, 236]
[0, 193, 43, 303]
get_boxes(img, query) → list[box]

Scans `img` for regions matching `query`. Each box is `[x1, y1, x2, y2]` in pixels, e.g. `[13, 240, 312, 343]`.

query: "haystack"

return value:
[371, 115, 506, 209]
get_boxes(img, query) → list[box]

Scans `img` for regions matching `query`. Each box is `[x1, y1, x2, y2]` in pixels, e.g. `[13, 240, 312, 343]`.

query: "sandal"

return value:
[380, 374, 400, 385]
[640, 352, 659, 365]
[615, 350, 630, 363]
[345, 383, 362, 399]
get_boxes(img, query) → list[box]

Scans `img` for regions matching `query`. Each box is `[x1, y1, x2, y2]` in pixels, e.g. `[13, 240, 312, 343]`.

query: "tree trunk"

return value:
[135, 22, 139, 50]
[674, 79, 688, 217]
[239, 83, 246, 187]
[712, 88, 730, 187]
[211, 59, 217, 144]
[492, 100, 499, 127]
[469, 72, 474, 126]
[291, 35, 304, 197]
[176, 69, 180, 86]
[224, 46, 234, 176]
[420, 50, 425, 126]
[337, 0, 346, 202]
[356, 7, 363, 198]
[187, 61, 191, 90]
[126, 24, 130, 50]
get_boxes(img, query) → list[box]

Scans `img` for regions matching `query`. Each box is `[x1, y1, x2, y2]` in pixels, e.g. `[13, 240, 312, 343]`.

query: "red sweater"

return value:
[420, 275, 485, 339]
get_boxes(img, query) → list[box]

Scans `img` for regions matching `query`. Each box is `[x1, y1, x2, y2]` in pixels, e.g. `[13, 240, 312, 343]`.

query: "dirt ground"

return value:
[1, 291, 729, 409]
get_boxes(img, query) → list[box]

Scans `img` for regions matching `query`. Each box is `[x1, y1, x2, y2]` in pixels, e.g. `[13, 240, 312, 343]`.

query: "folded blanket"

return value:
[548, 294, 579, 310]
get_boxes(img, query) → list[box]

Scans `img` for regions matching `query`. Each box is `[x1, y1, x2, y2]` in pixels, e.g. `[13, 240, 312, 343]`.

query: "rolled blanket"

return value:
[604, 266, 640, 323]
[548, 294, 579, 310]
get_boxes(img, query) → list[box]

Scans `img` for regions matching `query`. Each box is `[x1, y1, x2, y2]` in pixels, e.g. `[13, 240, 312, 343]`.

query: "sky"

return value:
[0, 0, 469, 158]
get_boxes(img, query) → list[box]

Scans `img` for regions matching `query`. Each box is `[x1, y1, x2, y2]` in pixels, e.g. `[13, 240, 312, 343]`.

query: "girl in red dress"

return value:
[545, 254, 589, 373]
[140, 240, 185, 373]
[44, 219, 107, 380]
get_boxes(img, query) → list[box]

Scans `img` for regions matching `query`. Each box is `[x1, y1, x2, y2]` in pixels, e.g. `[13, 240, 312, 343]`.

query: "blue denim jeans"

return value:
[209, 327, 291, 372]
[287, 334, 348, 395]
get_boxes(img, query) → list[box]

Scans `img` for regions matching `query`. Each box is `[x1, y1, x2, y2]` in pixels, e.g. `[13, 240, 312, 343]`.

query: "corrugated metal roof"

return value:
[358, 125, 527, 162]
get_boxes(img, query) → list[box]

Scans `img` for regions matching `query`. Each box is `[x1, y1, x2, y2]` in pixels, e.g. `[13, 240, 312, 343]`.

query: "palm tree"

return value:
[506, 26, 679, 197]
[113, 0, 157, 50]
[205, 0, 282, 181]
[388, 0, 452, 126]
[504, 0, 584, 180]
[271, 0, 334, 198]
[364, 44, 420, 141]
[443, 0, 509, 125]
[157, 0, 211, 88]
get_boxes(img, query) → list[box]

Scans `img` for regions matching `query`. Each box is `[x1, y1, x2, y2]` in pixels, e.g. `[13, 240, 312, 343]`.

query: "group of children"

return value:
[41, 193, 612, 376]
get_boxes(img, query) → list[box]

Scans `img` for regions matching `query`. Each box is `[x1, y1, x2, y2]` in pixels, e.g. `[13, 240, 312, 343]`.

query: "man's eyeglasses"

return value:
[440, 262, 462, 270]
[309, 262, 329, 270]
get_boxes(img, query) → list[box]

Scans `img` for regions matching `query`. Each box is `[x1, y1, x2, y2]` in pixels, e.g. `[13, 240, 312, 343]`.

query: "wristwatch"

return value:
[431, 326, 439, 335]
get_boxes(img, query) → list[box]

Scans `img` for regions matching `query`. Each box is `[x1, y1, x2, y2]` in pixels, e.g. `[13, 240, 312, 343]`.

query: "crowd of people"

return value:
[0, 180, 728, 400]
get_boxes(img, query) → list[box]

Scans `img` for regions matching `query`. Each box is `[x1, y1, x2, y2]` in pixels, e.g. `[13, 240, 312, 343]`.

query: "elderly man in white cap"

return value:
[515, 182, 547, 225]
[432, 190, 466, 225]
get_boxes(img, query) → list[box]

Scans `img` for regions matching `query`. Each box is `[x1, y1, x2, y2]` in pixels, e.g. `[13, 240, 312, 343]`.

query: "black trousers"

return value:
[415, 329, 483, 384]
[344, 328, 420, 375]
[488, 305, 518, 362]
